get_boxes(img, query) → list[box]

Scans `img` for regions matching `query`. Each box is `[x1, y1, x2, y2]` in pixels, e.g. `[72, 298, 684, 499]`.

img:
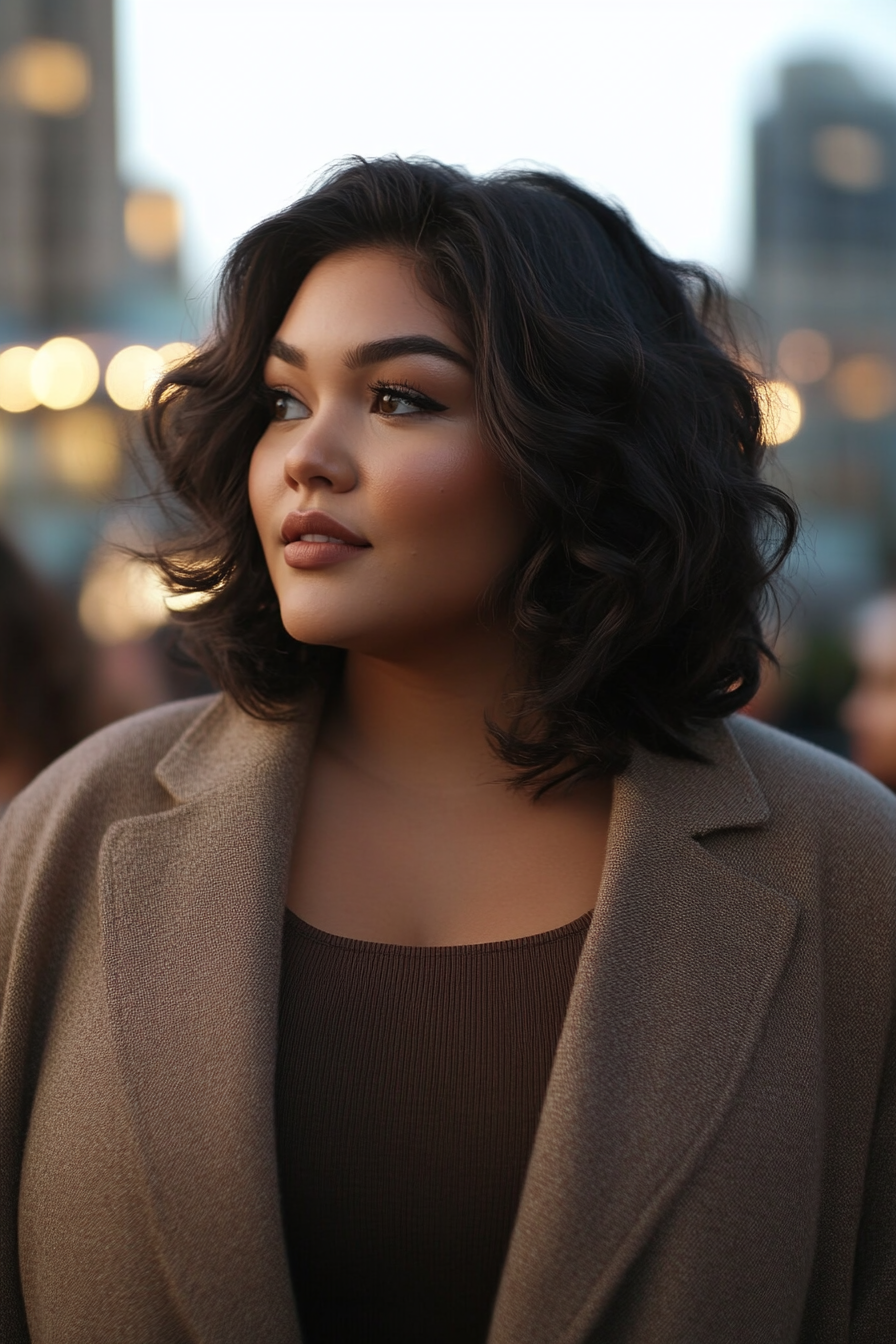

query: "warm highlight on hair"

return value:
[144, 157, 797, 791]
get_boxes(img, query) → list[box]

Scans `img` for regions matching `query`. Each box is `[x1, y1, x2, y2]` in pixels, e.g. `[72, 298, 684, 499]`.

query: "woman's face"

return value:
[249, 247, 528, 658]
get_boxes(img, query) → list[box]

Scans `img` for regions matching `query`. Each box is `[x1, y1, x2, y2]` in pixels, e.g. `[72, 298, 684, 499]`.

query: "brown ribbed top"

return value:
[275, 907, 590, 1344]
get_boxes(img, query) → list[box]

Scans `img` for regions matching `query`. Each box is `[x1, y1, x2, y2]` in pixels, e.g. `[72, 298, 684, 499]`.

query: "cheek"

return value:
[374, 439, 524, 562]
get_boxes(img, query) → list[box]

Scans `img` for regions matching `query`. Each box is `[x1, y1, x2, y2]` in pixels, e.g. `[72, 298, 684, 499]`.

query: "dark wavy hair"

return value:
[144, 156, 797, 790]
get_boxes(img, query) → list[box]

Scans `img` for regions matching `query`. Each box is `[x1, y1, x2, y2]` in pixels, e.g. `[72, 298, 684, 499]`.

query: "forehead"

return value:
[274, 247, 458, 349]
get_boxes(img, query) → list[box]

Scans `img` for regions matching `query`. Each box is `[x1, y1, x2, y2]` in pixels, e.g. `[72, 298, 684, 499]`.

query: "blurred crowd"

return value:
[0, 528, 210, 815]
[3, 523, 896, 815]
[836, 595, 896, 789]
[742, 595, 896, 791]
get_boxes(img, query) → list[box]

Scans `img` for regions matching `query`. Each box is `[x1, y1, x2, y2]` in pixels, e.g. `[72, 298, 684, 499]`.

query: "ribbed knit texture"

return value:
[276, 909, 591, 1344]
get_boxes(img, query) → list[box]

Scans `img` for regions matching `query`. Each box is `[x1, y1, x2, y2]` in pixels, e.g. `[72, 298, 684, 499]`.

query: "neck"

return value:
[322, 627, 521, 792]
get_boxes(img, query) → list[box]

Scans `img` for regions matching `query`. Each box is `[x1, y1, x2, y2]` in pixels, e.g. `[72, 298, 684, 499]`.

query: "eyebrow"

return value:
[266, 334, 471, 372]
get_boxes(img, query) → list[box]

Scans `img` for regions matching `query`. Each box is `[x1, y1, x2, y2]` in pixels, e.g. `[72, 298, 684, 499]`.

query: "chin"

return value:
[276, 601, 377, 654]
[279, 614, 352, 650]
[272, 584, 352, 643]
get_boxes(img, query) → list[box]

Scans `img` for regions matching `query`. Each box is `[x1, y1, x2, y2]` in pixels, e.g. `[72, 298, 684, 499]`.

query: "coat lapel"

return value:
[488, 724, 801, 1344]
[100, 694, 322, 1344]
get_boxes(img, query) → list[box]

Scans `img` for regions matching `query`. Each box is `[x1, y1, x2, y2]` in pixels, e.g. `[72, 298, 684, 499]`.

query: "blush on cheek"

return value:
[381, 477, 525, 623]
[377, 444, 520, 537]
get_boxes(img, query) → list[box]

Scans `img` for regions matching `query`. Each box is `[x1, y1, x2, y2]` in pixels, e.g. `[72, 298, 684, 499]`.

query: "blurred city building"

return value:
[0, 0, 207, 732]
[745, 57, 896, 751]
[749, 57, 896, 614]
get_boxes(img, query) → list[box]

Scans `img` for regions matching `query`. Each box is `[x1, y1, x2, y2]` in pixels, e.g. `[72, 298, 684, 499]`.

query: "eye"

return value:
[369, 381, 448, 417]
[268, 389, 310, 422]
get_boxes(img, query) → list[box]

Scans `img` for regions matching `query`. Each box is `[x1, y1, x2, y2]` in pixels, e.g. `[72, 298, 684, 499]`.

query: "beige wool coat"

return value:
[0, 691, 894, 1343]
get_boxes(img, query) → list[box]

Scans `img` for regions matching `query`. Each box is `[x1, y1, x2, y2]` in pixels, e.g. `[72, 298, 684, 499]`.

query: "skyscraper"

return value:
[0, 0, 124, 335]
[0, 0, 188, 591]
[749, 58, 896, 613]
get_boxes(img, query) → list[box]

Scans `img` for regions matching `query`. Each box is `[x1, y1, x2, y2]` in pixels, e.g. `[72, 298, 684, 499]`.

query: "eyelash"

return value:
[367, 380, 448, 415]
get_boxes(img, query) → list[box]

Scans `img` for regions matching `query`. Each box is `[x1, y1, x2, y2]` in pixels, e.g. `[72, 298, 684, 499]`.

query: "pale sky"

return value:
[116, 0, 896, 296]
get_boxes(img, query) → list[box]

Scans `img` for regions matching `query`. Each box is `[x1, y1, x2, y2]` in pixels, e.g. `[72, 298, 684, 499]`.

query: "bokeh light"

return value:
[157, 341, 196, 369]
[830, 355, 896, 421]
[758, 379, 802, 445]
[124, 190, 183, 262]
[812, 125, 887, 192]
[78, 550, 171, 644]
[777, 329, 832, 385]
[38, 407, 120, 490]
[105, 345, 165, 410]
[0, 39, 92, 116]
[0, 346, 39, 412]
[30, 337, 100, 410]
[78, 546, 210, 643]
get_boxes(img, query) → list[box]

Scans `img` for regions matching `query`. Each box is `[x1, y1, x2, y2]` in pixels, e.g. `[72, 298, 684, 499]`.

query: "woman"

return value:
[1, 159, 893, 1343]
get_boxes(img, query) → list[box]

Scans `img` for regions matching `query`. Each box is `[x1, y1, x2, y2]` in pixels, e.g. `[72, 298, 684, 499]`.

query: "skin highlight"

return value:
[248, 247, 612, 945]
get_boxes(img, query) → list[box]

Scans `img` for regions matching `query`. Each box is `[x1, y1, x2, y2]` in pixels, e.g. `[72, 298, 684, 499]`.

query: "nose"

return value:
[282, 410, 357, 495]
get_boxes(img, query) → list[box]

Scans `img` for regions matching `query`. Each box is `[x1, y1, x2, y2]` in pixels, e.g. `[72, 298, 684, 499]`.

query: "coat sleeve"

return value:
[0, 789, 56, 1344]
[850, 970, 896, 1342]
[0, 722, 164, 1343]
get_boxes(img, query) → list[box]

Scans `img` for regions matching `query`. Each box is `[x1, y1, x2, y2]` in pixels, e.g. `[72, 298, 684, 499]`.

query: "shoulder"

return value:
[0, 696, 228, 982]
[726, 714, 896, 838]
[717, 717, 896, 940]
[0, 694, 222, 858]
[52, 691, 219, 771]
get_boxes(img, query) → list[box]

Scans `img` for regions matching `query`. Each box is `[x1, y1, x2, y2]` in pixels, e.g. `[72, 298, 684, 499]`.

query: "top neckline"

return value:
[284, 907, 593, 957]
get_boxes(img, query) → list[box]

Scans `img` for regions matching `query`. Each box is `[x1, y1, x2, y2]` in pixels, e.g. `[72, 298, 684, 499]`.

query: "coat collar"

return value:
[100, 695, 795, 1344]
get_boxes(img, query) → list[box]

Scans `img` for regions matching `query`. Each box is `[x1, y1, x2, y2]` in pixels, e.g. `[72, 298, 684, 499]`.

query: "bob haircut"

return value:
[144, 156, 797, 791]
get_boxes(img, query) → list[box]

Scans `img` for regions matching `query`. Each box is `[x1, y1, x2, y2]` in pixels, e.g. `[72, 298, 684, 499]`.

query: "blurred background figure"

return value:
[840, 593, 896, 787]
[0, 530, 96, 811]
[0, 524, 211, 811]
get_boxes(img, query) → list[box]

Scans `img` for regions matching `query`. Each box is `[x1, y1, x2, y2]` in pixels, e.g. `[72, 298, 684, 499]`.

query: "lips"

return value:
[280, 510, 370, 547]
[280, 509, 370, 571]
